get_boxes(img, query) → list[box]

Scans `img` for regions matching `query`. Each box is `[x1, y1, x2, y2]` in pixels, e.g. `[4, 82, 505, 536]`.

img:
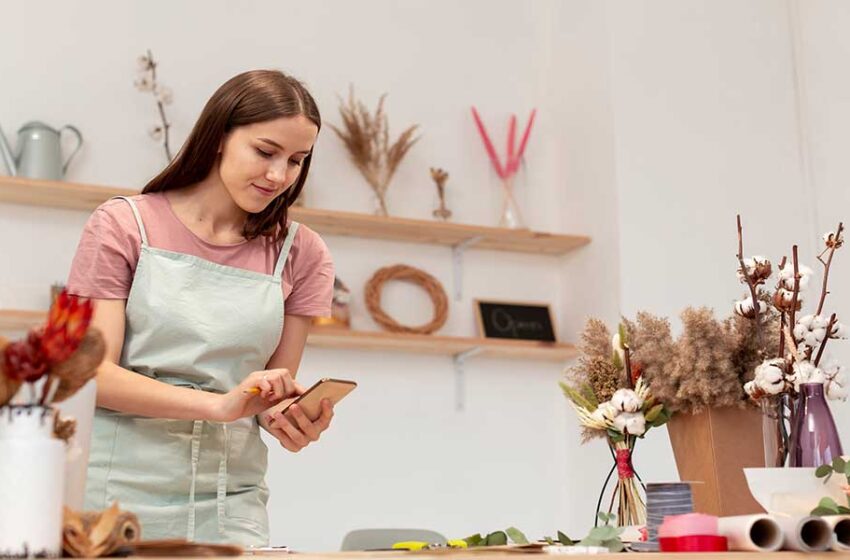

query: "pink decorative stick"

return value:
[471, 107, 506, 178]
[509, 108, 536, 175]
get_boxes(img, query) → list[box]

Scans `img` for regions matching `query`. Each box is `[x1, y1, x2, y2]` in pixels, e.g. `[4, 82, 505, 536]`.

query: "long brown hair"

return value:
[142, 70, 321, 241]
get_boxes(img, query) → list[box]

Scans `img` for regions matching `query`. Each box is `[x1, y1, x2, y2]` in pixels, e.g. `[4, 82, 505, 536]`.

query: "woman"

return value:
[66, 70, 335, 545]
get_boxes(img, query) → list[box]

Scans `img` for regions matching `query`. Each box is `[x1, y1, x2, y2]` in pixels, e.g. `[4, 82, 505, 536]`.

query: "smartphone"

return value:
[281, 378, 357, 421]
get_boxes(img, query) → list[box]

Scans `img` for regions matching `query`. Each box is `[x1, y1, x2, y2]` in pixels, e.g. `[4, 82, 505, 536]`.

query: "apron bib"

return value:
[85, 196, 298, 546]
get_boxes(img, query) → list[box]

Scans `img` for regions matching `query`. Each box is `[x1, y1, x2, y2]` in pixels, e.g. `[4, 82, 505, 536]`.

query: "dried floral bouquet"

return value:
[560, 321, 671, 527]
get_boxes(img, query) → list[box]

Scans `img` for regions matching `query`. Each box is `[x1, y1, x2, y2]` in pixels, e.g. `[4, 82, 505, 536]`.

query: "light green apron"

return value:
[85, 196, 298, 546]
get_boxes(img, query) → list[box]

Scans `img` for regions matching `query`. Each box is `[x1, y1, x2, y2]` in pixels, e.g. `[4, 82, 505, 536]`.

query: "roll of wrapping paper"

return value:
[824, 515, 850, 551]
[717, 515, 783, 552]
[773, 514, 832, 552]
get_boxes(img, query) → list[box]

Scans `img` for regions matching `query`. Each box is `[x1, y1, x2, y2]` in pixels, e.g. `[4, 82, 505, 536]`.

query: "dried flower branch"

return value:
[134, 50, 174, 162]
[430, 167, 452, 220]
[816, 222, 844, 315]
[330, 88, 419, 216]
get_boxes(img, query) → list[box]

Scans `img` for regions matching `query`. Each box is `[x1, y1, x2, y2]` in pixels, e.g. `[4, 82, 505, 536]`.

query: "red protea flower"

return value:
[4, 330, 48, 382]
[40, 290, 94, 365]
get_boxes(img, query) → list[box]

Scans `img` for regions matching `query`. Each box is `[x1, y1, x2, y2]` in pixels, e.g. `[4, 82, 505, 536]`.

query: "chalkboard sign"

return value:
[474, 300, 558, 342]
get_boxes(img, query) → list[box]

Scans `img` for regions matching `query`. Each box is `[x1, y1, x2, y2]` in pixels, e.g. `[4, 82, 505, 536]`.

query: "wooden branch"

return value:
[816, 222, 844, 315]
[813, 312, 837, 367]
[736, 215, 763, 347]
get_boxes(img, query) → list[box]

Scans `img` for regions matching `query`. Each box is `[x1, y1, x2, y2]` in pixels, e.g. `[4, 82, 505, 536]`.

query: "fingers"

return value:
[287, 404, 322, 442]
[270, 410, 310, 450]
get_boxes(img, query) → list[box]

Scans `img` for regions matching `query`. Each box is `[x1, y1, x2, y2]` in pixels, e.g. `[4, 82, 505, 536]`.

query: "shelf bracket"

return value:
[452, 346, 483, 411]
[451, 236, 483, 301]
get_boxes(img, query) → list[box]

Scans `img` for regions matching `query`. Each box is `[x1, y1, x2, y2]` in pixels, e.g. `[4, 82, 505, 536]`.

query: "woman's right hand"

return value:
[210, 368, 298, 423]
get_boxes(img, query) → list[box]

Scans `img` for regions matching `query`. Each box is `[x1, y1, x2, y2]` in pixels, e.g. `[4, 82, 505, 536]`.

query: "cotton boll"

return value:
[737, 256, 772, 285]
[778, 263, 814, 291]
[591, 401, 617, 423]
[611, 389, 643, 412]
[734, 296, 766, 319]
[794, 315, 828, 347]
[823, 230, 844, 249]
[612, 411, 646, 436]
[792, 360, 826, 391]
[755, 359, 786, 395]
[827, 376, 848, 401]
[830, 322, 848, 340]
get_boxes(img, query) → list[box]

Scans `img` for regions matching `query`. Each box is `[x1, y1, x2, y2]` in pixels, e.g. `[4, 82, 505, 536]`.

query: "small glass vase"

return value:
[788, 383, 844, 467]
[760, 396, 788, 468]
[0, 405, 65, 558]
[498, 175, 526, 229]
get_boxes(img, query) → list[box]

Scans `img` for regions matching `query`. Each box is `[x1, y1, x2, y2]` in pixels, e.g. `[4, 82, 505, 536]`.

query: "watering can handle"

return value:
[59, 125, 84, 175]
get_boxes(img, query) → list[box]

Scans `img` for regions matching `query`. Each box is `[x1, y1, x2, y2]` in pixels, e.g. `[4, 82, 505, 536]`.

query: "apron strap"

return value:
[273, 222, 300, 279]
[112, 196, 149, 246]
[186, 420, 203, 541]
[216, 424, 230, 536]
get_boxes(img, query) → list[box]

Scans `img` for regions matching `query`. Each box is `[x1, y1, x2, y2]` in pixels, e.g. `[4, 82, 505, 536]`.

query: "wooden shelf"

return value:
[0, 176, 590, 255]
[0, 310, 575, 362]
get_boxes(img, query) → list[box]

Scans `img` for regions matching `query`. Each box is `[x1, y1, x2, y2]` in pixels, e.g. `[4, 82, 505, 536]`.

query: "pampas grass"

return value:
[330, 88, 419, 216]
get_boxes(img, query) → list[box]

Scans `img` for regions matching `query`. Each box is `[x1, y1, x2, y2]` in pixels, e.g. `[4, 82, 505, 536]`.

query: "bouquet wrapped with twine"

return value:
[560, 320, 671, 527]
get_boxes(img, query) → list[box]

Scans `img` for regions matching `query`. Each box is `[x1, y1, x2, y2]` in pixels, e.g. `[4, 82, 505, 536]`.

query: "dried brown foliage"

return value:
[51, 330, 106, 403]
[329, 88, 419, 215]
[625, 312, 677, 405]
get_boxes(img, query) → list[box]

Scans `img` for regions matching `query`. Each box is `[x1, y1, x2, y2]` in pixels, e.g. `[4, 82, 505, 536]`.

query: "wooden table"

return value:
[246, 551, 845, 559]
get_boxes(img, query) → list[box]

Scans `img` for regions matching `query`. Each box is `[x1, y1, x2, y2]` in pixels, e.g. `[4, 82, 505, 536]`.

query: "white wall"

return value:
[0, 0, 619, 550]
[3, 0, 849, 552]
[607, 0, 848, 460]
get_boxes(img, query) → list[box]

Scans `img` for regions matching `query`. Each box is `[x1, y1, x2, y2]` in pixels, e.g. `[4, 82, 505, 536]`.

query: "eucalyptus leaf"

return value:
[812, 506, 838, 516]
[543, 537, 554, 546]
[506, 527, 529, 545]
[578, 538, 602, 547]
[557, 531, 573, 546]
[464, 534, 483, 547]
[486, 531, 508, 546]
[816, 497, 840, 514]
[833, 457, 847, 474]
[845, 461, 850, 477]
[815, 464, 833, 478]
[588, 526, 618, 541]
[603, 538, 626, 553]
[838, 506, 850, 514]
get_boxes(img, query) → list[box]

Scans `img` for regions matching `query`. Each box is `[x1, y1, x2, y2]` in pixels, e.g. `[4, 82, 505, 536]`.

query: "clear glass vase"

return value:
[760, 396, 788, 468]
[498, 175, 526, 229]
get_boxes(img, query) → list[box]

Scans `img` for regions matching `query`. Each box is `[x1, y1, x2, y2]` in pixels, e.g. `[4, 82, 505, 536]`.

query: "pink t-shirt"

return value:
[66, 193, 334, 317]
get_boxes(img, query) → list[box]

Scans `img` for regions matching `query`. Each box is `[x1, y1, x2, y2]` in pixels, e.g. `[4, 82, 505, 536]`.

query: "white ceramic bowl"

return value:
[744, 467, 848, 516]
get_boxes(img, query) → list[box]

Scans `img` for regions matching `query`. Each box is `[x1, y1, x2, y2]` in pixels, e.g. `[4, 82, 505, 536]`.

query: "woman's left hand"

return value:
[259, 398, 334, 452]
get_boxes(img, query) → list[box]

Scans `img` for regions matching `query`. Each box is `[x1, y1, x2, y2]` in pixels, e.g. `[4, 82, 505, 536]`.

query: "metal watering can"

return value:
[0, 121, 83, 180]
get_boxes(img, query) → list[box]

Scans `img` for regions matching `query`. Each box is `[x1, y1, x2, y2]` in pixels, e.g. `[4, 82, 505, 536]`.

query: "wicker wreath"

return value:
[364, 264, 448, 334]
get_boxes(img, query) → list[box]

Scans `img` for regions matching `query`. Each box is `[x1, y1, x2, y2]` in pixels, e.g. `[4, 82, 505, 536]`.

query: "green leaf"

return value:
[603, 538, 625, 553]
[597, 511, 610, 523]
[505, 527, 529, 545]
[818, 497, 839, 511]
[580, 383, 599, 409]
[557, 531, 573, 546]
[815, 464, 833, 478]
[559, 382, 595, 412]
[611, 350, 623, 370]
[644, 404, 664, 423]
[464, 534, 483, 547]
[485, 531, 508, 546]
[833, 457, 847, 474]
[543, 537, 554, 546]
[812, 506, 838, 516]
[607, 428, 625, 443]
[588, 526, 618, 541]
[845, 461, 850, 477]
[838, 506, 850, 514]
[577, 538, 602, 547]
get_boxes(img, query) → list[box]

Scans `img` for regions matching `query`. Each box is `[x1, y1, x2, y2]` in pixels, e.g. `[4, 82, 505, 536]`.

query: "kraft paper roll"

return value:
[718, 515, 783, 552]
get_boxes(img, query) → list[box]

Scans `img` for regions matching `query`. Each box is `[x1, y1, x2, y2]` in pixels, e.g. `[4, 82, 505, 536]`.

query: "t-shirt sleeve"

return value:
[284, 227, 334, 317]
[66, 200, 142, 299]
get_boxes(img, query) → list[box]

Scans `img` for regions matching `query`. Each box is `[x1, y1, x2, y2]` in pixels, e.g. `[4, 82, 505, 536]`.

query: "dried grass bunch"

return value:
[330, 88, 419, 216]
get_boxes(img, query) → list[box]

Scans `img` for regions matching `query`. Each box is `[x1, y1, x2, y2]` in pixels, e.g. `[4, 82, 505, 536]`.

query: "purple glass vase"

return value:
[788, 383, 844, 467]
